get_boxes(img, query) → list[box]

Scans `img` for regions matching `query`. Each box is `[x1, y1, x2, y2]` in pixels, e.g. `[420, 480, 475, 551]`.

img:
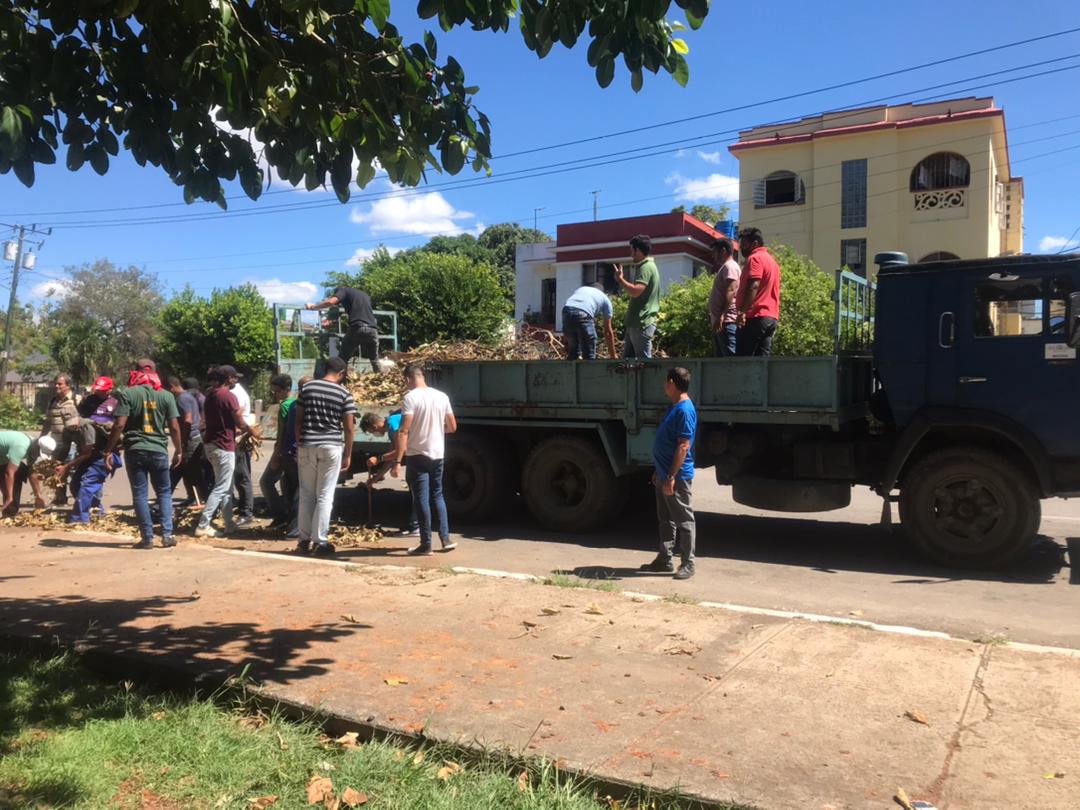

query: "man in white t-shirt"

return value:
[227, 369, 257, 525]
[708, 237, 741, 357]
[392, 363, 457, 556]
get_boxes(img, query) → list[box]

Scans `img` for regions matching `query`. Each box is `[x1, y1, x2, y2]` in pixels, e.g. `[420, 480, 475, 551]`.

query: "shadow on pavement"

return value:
[39, 537, 133, 549]
[0, 590, 370, 685]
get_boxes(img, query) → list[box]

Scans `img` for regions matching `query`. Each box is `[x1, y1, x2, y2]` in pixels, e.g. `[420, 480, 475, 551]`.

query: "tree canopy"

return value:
[0, 0, 710, 206]
[670, 203, 730, 225]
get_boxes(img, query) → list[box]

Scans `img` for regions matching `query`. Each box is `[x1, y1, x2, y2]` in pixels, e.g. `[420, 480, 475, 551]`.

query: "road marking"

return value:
[204, 546, 1080, 658]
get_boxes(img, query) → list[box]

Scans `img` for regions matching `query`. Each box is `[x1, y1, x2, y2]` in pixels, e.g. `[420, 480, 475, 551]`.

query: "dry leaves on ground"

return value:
[903, 710, 930, 726]
[340, 614, 362, 624]
[584, 604, 605, 615]
[306, 775, 335, 805]
[516, 771, 530, 793]
[342, 787, 368, 807]
[248, 797, 278, 809]
[333, 732, 360, 750]
[436, 762, 463, 781]
[540, 607, 561, 616]
[552, 653, 573, 660]
[384, 678, 408, 686]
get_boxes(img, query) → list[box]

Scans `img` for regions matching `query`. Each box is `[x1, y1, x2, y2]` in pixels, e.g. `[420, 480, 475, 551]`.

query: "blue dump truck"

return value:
[394, 252, 1080, 570]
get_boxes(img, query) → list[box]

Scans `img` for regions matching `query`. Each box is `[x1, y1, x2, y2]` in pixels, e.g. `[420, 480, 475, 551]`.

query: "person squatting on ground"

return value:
[306, 286, 381, 372]
[103, 359, 182, 549]
[561, 283, 618, 361]
[41, 373, 80, 505]
[294, 357, 356, 556]
[0, 431, 48, 515]
[709, 237, 741, 357]
[735, 227, 782, 357]
[393, 363, 457, 556]
[640, 366, 698, 580]
[194, 365, 251, 538]
[260, 373, 296, 530]
[59, 396, 122, 524]
[614, 234, 661, 359]
[360, 409, 419, 536]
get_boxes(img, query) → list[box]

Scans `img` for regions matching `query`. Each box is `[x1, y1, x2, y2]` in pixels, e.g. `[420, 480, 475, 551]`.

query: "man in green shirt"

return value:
[261, 373, 296, 528]
[0, 431, 47, 516]
[614, 233, 661, 359]
[103, 359, 183, 549]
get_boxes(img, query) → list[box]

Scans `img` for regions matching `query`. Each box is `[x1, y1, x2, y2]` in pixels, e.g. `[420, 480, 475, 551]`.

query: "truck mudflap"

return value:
[732, 475, 851, 512]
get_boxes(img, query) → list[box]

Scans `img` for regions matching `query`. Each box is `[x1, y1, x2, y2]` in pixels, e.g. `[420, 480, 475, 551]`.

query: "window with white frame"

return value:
[754, 170, 805, 207]
[840, 238, 867, 277]
[910, 152, 970, 191]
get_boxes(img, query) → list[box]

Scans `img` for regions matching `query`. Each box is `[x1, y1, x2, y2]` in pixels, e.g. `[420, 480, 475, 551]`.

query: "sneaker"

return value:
[193, 525, 220, 538]
[673, 565, 695, 581]
[313, 543, 336, 557]
[161, 536, 177, 548]
[267, 517, 288, 529]
[234, 515, 253, 528]
[132, 540, 154, 550]
[398, 526, 420, 537]
[440, 540, 457, 552]
[294, 540, 311, 554]
[407, 545, 434, 556]
[639, 556, 675, 573]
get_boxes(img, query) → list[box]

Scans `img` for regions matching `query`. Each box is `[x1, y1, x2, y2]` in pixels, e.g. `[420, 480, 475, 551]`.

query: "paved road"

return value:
[96, 454, 1080, 649]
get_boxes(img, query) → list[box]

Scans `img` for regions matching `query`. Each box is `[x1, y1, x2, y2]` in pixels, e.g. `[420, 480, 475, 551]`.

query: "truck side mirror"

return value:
[1070, 292, 1080, 348]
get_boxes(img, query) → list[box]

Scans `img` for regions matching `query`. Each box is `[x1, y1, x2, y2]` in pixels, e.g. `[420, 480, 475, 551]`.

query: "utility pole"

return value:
[1, 223, 50, 387]
[591, 190, 601, 221]
[533, 207, 545, 231]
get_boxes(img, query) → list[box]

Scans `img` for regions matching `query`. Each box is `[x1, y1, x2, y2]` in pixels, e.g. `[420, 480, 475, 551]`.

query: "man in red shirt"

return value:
[735, 227, 781, 356]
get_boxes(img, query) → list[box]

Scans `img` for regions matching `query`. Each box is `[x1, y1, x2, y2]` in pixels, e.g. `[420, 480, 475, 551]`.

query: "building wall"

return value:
[735, 113, 1017, 271]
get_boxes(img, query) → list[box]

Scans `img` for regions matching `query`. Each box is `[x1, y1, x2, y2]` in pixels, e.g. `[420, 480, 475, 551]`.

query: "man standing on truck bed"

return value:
[709, 237, 741, 357]
[306, 286, 380, 372]
[640, 366, 698, 580]
[735, 227, 781, 356]
[392, 363, 457, 556]
[614, 234, 661, 359]
[561, 283, 618, 360]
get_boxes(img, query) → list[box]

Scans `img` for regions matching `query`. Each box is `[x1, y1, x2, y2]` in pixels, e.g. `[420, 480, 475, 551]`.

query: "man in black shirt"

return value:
[306, 286, 379, 372]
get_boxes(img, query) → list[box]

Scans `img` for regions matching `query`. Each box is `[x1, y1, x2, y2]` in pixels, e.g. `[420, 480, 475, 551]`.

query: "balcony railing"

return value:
[913, 188, 966, 211]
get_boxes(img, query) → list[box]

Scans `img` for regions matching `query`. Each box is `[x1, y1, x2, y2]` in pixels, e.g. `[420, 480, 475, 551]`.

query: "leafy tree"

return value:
[671, 203, 730, 225]
[0, 302, 51, 375]
[158, 284, 275, 378]
[0, 0, 709, 205]
[330, 252, 506, 348]
[43, 260, 163, 381]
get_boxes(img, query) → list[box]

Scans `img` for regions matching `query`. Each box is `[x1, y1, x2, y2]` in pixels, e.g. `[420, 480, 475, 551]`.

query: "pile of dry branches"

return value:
[238, 425, 264, 459]
[32, 458, 64, 489]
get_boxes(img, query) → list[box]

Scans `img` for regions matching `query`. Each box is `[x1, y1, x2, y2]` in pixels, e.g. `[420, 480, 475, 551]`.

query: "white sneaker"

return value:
[193, 525, 220, 538]
[441, 541, 457, 552]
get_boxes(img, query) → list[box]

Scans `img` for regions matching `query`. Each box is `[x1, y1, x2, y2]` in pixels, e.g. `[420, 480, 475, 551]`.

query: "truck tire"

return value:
[521, 436, 620, 532]
[443, 432, 515, 522]
[898, 447, 1040, 569]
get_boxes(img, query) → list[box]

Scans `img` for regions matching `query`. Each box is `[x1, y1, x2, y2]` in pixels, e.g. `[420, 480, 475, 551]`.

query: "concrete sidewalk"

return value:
[1, 527, 1077, 809]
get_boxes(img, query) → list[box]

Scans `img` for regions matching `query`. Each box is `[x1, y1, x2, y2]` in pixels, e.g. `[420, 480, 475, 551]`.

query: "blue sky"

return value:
[3, 0, 1080, 306]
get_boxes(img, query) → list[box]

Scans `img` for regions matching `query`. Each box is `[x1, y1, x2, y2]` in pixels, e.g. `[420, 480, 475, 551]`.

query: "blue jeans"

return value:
[713, 323, 737, 357]
[562, 307, 598, 360]
[623, 324, 656, 359]
[126, 449, 174, 542]
[406, 455, 449, 549]
[69, 453, 120, 523]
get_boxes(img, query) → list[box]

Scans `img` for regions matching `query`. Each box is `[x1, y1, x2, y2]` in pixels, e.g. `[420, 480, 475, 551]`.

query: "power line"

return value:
[8, 50, 1080, 224]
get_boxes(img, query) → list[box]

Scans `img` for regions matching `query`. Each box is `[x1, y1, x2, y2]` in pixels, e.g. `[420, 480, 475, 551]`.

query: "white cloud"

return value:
[667, 172, 740, 205]
[29, 279, 70, 300]
[1039, 235, 1078, 253]
[345, 245, 403, 267]
[697, 150, 723, 164]
[349, 191, 475, 235]
[245, 277, 320, 304]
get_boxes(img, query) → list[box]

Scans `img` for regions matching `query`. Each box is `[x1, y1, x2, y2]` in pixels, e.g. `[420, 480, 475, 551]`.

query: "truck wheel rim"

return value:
[931, 478, 1005, 544]
[447, 461, 475, 501]
[549, 460, 587, 507]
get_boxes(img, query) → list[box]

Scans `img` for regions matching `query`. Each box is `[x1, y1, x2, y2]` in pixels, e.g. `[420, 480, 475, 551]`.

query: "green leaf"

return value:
[671, 37, 689, 55]
[87, 144, 109, 175]
[66, 143, 85, 171]
[630, 68, 643, 93]
[417, 0, 441, 19]
[424, 30, 438, 59]
[0, 106, 24, 154]
[595, 55, 614, 88]
[440, 137, 464, 174]
[685, 9, 704, 29]
[331, 152, 352, 202]
[31, 140, 56, 164]
[13, 158, 34, 187]
[368, 0, 390, 31]
[671, 54, 689, 86]
[355, 160, 377, 188]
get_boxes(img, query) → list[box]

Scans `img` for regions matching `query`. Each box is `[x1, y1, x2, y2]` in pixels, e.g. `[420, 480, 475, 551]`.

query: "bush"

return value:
[654, 273, 715, 357]
[0, 393, 41, 430]
[350, 252, 508, 348]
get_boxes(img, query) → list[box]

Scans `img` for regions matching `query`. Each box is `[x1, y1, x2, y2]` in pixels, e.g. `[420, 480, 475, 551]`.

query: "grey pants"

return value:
[623, 324, 656, 359]
[656, 478, 695, 566]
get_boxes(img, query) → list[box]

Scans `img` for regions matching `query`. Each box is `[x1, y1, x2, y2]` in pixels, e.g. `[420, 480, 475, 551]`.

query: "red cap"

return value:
[91, 376, 114, 393]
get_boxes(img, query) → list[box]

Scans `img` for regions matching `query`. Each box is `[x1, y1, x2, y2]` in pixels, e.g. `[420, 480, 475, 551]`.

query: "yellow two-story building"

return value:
[729, 97, 1023, 276]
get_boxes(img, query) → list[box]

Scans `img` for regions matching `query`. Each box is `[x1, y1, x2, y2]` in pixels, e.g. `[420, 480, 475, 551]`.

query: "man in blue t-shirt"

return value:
[640, 366, 698, 580]
[561, 284, 617, 360]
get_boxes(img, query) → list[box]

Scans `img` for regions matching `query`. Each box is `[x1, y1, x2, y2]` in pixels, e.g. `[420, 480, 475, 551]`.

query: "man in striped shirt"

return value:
[294, 356, 356, 555]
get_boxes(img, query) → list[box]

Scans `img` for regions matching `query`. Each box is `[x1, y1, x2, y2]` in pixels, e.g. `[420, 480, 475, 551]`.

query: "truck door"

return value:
[925, 272, 963, 405]
[952, 270, 1080, 455]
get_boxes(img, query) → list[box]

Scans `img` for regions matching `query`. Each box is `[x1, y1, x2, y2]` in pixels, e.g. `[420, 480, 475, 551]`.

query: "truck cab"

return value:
[873, 253, 1080, 566]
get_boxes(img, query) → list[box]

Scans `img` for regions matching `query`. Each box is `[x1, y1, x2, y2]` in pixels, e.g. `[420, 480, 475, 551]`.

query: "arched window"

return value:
[910, 153, 970, 192]
[754, 170, 805, 207]
[918, 251, 961, 263]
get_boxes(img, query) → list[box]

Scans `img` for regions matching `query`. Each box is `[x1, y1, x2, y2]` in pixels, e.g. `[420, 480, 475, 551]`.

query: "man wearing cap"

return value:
[103, 359, 183, 549]
[227, 367, 256, 526]
[294, 357, 356, 555]
[0, 431, 47, 516]
[306, 286, 380, 372]
[78, 376, 115, 419]
[195, 365, 252, 537]
[58, 402, 122, 524]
